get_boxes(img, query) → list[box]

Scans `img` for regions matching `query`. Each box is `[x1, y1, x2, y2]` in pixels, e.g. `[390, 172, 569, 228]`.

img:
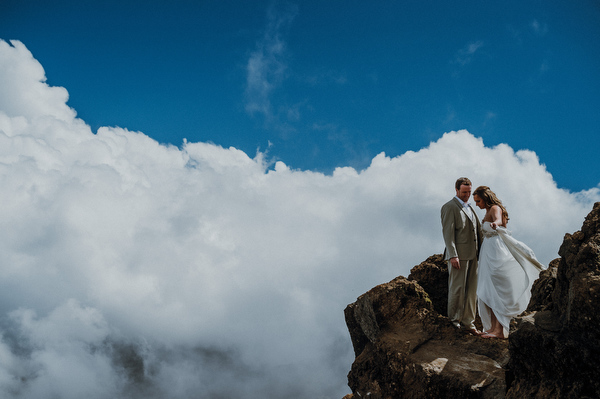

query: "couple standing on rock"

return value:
[441, 177, 546, 339]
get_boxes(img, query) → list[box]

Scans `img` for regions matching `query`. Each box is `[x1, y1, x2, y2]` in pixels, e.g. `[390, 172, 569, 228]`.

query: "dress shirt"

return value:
[455, 196, 474, 221]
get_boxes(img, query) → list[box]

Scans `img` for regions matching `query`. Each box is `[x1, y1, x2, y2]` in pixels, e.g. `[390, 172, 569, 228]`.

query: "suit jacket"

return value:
[441, 197, 482, 261]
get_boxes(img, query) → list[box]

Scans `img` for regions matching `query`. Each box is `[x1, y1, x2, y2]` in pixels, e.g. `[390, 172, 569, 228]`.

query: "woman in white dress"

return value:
[472, 186, 546, 339]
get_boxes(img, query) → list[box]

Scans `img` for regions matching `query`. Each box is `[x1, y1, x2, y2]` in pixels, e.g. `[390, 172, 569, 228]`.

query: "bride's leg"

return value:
[482, 310, 504, 338]
[490, 311, 499, 330]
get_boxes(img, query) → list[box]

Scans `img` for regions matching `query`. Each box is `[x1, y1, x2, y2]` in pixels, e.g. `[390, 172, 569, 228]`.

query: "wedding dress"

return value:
[477, 222, 546, 337]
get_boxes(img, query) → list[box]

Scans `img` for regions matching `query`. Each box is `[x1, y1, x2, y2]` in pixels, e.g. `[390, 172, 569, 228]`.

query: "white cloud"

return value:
[452, 40, 485, 66]
[0, 40, 75, 122]
[0, 39, 598, 398]
[244, 3, 297, 120]
[530, 19, 549, 36]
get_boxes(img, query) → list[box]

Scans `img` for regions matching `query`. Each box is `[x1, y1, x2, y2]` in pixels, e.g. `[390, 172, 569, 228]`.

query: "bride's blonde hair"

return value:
[473, 186, 509, 221]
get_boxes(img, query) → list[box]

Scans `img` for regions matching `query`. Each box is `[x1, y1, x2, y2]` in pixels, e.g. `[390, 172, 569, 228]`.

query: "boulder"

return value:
[345, 260, 508, 398]
[406, 254, 448, 316]
[506, 202, 600, 398]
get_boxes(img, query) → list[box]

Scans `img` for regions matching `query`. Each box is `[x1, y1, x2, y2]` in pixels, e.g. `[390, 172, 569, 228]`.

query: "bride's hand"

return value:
[491, 222, 497, 230]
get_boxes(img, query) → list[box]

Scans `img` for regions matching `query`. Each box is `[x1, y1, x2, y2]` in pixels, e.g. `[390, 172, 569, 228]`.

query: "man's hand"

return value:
[450, 257, 460, 270]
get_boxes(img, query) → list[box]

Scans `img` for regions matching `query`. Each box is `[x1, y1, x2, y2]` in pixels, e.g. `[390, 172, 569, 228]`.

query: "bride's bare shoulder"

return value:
[489, 204, 503, 214]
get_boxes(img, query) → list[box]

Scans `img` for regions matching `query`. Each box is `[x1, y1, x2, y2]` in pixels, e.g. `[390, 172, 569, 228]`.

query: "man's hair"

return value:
[455, 177, 472, 190]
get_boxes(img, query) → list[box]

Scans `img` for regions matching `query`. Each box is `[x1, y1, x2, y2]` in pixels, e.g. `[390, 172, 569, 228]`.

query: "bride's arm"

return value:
[489, 205, 503, 229]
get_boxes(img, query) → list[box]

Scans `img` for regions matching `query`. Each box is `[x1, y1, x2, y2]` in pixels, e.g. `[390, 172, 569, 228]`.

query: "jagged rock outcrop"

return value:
[405, 254, 449, 317]
[506, 202, 600, 398]
[344, 255, 508, 398]
[344, 202, 600, 399]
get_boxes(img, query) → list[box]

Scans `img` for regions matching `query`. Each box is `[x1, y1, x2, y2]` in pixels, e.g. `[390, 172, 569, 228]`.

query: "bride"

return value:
[472, 186, 546, 339]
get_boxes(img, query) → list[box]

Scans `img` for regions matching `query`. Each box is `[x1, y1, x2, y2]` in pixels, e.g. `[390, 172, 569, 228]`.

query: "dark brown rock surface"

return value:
[506, 202, 600, 399]
[345, 257, 508, 399]
[344, 202, 600, 399]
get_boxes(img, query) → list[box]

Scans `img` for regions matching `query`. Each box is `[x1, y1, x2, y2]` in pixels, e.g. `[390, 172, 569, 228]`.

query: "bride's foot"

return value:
[481, 331, 504, 339]
[481, 333, 497, 339]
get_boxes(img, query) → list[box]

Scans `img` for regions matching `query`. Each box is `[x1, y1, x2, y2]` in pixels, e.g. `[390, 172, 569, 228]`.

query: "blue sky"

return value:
[1, 0, 599, 191]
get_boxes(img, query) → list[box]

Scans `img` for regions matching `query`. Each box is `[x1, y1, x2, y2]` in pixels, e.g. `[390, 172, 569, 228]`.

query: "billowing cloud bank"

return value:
[0, 39, 598, 398]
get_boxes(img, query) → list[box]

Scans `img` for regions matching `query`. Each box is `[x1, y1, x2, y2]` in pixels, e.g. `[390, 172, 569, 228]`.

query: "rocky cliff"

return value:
[344, 202, 600, 399]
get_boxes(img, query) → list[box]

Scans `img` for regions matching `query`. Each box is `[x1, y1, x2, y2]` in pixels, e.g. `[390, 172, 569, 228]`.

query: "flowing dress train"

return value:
[477, 222, 546, 337]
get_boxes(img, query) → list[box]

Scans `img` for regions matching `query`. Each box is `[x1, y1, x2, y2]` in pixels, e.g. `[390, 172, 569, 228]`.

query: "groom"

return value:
[441, 177, 482, 335]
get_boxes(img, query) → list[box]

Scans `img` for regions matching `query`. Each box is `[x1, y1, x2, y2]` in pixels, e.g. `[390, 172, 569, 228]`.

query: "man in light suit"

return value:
[441, 177, 482, 335]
